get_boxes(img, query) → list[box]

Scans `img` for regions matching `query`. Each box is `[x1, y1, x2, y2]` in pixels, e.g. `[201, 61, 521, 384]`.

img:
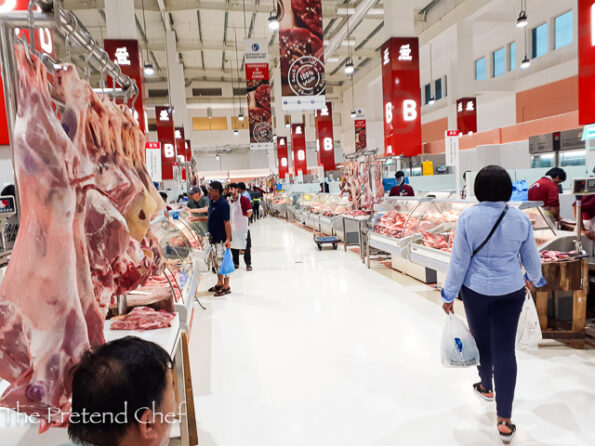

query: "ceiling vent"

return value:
[192, 88, 223, 96]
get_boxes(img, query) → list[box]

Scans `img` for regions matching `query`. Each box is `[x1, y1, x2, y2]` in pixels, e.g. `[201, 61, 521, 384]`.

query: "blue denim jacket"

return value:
[441, 201, 546, 303]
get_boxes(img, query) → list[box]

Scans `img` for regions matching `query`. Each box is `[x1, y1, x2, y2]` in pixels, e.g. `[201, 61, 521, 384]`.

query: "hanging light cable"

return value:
[344, 0, 354, 76]
[428, 42, 435, 104]
[233, 27, 240, 135]
[521, 25, 531, 69]
[237, 7, 246, 122]
[350, 75, 356, 119]
[141, 0, 154, 76]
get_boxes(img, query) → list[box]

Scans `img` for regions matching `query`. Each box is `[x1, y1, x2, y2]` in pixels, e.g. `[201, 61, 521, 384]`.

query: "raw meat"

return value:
[540, 250, 574, 263]
[0, 47, 91, 425]
[255, 84, 271, 111]
[374, 161, 385, 202]
[110, 306, 175, 331]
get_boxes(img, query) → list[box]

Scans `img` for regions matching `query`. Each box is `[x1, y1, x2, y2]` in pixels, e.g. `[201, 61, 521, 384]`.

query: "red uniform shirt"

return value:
[389, 184, 415, 197]
[239, 195, 252, 217]
[528, 177, 559, 208]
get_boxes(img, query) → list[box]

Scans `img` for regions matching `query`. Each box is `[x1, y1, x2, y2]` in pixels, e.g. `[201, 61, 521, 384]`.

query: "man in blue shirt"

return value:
[206, 181, 232, 296]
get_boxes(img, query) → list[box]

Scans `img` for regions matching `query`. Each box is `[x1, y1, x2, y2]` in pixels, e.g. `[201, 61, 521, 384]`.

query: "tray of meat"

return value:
[540, 250, 579, 263]
[110, 306, 176, 331]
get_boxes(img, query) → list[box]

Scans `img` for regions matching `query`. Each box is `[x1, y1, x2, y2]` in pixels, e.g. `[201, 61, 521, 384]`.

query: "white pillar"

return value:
[104, 0, 137, 39]
[165, 30, 189, 131]
[384, 0, 415, 38]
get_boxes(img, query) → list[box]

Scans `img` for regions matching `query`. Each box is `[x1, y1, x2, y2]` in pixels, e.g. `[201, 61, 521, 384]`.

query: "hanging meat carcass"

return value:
[0, 46, 164, 428]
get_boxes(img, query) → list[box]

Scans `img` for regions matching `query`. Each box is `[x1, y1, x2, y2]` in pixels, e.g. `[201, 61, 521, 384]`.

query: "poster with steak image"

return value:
[355, 114, 367, 151]
[278, 0, 326, 110]
[245, 39, 274, 150]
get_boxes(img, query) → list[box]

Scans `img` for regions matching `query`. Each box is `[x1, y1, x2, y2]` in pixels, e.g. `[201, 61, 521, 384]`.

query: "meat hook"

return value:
[99, 52, 109, 95]
[83, 40, 95, 81]
[27, 0, 36, 55]
[16, 38, 33, 64]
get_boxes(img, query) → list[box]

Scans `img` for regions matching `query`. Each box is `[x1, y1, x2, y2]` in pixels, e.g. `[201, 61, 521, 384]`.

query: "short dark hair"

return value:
[68, 337, 172, 446]
[210, 181, 223, 194]
[200, 185, 209, 196]
[474, 165, 512, 202]
[227, 182, 238, 189]
[1, 184, 15, 197]
[238, 182, 247, 191]
[159, 191, 168, 201]
[546, 167, 566, 182]
[395, 171, 405, 179]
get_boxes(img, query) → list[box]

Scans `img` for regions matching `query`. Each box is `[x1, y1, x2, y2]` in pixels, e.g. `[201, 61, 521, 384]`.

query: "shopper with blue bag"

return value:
[204, 181, 234, 296]
[441, 165, 545, 443]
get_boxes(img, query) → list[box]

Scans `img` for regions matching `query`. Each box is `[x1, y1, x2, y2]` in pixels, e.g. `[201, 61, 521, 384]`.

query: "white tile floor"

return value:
[190, 217, 595, 446]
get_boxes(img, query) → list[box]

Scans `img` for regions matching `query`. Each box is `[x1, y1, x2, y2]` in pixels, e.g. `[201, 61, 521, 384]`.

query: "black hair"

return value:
[68, 336, 172, 446]
[546, 167, 567, 182]
[200, 185, 208, 196]
[210, 181, 223, 194]
[395, 171, 405, 179]
[227, 182, 238, 189]
[238, 182, 247, 191]
[474, 165, 512, 202]
[463, 170, 471, 181]
[1, 184, 15, 197]
[159, 191, 168, 201]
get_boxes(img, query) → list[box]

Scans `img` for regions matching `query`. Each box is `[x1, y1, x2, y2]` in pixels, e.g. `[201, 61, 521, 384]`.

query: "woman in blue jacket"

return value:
[441, 165, 545, 443]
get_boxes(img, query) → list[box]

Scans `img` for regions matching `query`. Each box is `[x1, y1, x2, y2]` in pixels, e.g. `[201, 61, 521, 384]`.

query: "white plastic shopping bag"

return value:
[516, 289, 542, 349]
[441, 313, 480, 368]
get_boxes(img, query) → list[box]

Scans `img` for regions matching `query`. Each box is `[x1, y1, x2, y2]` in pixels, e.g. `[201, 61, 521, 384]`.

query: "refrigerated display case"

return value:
[402, 200, 557, 275]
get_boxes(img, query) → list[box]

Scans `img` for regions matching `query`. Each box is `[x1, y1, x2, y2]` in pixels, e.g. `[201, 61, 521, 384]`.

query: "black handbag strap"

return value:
[472, 205, 509, 258]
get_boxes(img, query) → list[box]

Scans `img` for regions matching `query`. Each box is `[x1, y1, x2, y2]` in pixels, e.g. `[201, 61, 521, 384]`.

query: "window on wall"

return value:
[555, 10, 574, 49]
[532, 23, 548, 58]
[475, 57, 486, 80]
[492, 47, 505, 77]
[424, 83, 432, 104]
[508, 42, 516, 71]
[435, 78, 442, 100]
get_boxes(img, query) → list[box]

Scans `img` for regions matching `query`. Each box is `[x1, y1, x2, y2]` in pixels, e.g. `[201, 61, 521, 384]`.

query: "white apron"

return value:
[230, 197, 249, 250]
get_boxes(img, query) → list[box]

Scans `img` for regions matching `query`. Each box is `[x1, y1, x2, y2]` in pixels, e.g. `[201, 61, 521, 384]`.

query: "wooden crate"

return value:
[534, 258, 588, 348]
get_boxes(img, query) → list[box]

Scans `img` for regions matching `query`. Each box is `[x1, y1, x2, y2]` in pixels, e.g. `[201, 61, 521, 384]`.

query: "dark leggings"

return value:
[461, 285, 525, 419]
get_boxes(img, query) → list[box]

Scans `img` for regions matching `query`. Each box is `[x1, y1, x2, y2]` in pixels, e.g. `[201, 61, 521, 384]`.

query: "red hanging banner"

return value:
[456, 97, 477, 135]
[278, 0, 326, 111]
[314, 102, 335, 171]
[0, 1, 54, 145]
[355, 111, 367, 151]
[381, 37, 422, 157]
[579, 0, 595, 125]
[155, 106, 176, 180]
[104, 39, 147, 133]
[244, 39, 273, 150]
[277, 136, 289, 179]
[174, 127, 186, 180]
[291, 123, 307, 175]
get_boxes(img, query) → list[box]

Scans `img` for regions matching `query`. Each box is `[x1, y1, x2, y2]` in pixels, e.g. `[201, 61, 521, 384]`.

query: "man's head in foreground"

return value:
[69, 336, 175, 446]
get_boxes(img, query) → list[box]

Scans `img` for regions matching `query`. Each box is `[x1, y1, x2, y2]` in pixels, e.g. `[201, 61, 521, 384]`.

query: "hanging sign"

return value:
[174, 127, 186, 180]
[314, 102, 335, 171]
[579, 0, 595, 125]
[354, 110, 367, 151]
[0, 0, 54, 145]
[456, 97, 477, 134]
[291, 123, 308, 175]
[244, 38, 273, 150]
[145, 142, 162, 182]
[104, 39, 147, 134]
[155, 106, 176, 180]
[277, 136, 290, 179]
[381, 37, 422, 157]
[279, 0, 325, 110]
[445, 130, 460, 166]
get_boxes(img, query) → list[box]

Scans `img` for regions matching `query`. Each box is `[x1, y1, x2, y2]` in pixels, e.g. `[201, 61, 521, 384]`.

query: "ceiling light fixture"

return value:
[521, 56, 531, 69]
[350, 109, 357, 119]
[238, 110, 245, 121]
[344, 58, 355, 75]
[428, 96, 435, 105]
[216, 154, 220, 160]
[516, 1, 528, 28]
[268, 9, 279, 30]
[141, 0, 154, 76]
[143, 62, 155, 76]
[234, 129, 239, 136]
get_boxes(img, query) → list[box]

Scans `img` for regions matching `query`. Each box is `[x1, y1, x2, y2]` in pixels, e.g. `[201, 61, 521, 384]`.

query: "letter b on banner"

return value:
[164, 143, 175, 158]
[403, 100, 417, 121]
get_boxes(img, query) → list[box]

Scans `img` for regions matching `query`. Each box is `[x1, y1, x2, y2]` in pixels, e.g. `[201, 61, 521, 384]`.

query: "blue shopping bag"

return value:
[218, 249, 236, 275]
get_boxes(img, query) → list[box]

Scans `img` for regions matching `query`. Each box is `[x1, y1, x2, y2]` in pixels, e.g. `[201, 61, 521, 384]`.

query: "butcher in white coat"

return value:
[228, 183, 253, 270]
